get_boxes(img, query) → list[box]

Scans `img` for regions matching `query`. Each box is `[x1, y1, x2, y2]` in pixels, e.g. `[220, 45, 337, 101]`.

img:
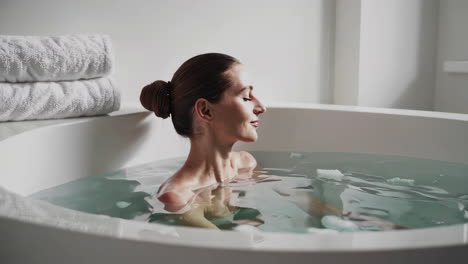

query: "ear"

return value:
[194, 98, 214, 121]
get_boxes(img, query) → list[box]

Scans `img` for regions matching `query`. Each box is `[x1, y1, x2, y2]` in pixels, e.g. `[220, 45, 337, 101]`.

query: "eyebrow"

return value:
[239, 85, 253, 92]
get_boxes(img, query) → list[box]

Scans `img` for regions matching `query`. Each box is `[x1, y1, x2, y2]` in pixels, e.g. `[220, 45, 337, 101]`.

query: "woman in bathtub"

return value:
[140, 53, 266, 210]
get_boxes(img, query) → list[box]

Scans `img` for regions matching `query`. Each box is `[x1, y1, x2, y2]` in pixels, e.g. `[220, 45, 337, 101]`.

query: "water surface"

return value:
[30, 151, 468, 233]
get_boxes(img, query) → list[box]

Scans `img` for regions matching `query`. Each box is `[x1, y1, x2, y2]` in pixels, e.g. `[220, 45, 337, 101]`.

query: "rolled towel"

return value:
[0, 77, 120, 121]
[0, 34, 113, 82]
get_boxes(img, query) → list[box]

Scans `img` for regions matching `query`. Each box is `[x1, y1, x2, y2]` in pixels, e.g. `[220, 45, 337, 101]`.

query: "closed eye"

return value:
[243, 97, 252, 102]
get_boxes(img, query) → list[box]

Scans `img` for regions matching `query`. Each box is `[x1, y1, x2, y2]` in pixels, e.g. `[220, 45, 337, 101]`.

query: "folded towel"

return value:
[0, 77, 120, 121]
[0, 34, 113, 83]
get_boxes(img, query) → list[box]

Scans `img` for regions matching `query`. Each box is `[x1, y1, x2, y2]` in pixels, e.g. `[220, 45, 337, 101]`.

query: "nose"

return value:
[253, 97, 266, 115]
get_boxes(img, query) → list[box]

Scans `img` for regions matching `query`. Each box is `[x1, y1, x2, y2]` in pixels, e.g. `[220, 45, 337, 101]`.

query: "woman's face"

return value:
[210, 64, 266, 143]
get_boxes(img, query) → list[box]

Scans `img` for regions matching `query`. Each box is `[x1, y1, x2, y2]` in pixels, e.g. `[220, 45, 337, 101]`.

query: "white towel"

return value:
[0, 77, 120, 121]
[0, 34, 113, 82]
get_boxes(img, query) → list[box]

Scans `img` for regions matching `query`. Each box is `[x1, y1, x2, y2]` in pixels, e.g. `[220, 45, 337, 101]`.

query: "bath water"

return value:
[29, 151, 468, 233]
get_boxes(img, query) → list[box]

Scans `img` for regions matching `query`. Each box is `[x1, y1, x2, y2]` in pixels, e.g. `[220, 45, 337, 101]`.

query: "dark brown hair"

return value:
[140, 53, 241, 137]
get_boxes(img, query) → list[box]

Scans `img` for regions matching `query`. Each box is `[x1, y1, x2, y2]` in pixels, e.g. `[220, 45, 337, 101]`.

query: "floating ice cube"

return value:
[289, 152, 303, 159]
[233, 225, 264, 243]
[386, 177, 415, 186]
[116, 201, 132, 208]
[321, 215, 359, 232]
[316, 169, 345, 181]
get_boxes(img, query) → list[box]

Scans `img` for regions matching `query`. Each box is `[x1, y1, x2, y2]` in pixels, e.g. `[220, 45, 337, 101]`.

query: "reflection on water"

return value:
[29, 151, 468, 233]
[149, 185, 264, 230]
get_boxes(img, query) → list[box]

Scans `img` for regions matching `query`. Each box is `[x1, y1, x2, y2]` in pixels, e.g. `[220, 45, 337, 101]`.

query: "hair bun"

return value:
[140, 80, 171, 118]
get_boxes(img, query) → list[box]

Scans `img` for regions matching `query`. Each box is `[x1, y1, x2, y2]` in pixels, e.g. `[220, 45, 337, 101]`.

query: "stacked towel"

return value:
[0, 34, 120, 122]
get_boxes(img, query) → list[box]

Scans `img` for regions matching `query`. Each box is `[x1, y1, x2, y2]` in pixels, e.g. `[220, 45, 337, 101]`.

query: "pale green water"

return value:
[30, 151, 468, 233]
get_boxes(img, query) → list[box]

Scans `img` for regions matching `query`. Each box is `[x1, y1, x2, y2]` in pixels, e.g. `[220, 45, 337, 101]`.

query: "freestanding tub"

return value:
[0, 103, 467, 264]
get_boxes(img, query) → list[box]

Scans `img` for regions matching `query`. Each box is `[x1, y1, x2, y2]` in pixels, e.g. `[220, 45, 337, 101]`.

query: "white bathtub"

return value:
[0, 103, 467, 264]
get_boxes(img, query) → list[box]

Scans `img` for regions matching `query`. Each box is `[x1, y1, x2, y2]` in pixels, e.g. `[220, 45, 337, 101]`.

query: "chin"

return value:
[240, 133, 258, 142]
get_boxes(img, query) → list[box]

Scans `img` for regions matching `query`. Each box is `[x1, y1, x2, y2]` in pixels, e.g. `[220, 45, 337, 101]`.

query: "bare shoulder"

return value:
[235, 151, 258, 170]
[157, 179, 195, 207]
[157, 189, 191, 204]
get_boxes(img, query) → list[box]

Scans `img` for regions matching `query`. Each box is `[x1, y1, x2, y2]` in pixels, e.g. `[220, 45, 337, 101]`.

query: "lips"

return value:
[250, 120, 259, 128]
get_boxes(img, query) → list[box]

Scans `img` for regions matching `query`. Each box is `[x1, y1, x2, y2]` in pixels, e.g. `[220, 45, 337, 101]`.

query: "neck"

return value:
[183, 132, 236, 185]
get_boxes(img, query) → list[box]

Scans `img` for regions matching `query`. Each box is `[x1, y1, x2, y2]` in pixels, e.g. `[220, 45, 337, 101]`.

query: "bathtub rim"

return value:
[1, 101, 467, 142]
[262, 101, 468, 121]
[1, 192, 467, 253]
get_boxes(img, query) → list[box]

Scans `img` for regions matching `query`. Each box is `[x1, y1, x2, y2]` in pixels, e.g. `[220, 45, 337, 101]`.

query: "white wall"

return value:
[359, 0, 438, 110]
[434, 0, 468, 114]
[334, 0, 439, 111]
[0, 0, 331, 106]
[334, 0, 361, 105]
[2, 0, 459, 113]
